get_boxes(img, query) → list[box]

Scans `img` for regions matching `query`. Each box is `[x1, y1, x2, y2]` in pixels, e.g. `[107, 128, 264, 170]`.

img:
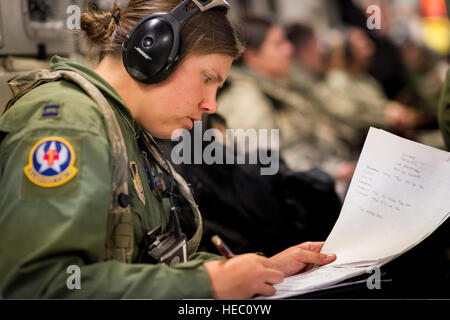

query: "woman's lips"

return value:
[186, 117, 201, 130]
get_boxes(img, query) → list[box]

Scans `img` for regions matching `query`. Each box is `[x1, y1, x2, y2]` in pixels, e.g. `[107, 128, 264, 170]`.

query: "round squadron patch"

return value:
[130, 161, 146, 205]
[24, 137, 78, 188]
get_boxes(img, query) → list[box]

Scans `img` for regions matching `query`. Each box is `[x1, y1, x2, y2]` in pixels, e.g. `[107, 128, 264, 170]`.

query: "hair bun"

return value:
[81, 3, 121, 44]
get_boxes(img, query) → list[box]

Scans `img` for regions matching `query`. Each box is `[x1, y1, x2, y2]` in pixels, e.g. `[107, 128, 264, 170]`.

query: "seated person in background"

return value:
[286, 23, 371, 156]
[217, 17, 355, 187]
[396, 40, 447, 149]
[157, 114, 342, 257]
[324, 27, 420, 140]
[398, 40, 444, 126]
[217, 17, 291, 136]
[286, 23, 326, 89]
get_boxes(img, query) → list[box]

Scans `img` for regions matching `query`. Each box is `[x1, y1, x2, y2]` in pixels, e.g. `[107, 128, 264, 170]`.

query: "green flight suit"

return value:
[0, 56, 221, 299]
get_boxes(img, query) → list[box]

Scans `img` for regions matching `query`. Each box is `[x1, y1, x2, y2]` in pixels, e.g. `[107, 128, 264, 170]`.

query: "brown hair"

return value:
[239, 16, 274, 52]
[286, 23, 315, 55]
[81, 0, 243, 62]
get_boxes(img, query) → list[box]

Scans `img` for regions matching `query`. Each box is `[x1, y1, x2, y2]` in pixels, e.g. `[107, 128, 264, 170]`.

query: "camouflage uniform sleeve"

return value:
[438, 69, 450, 150]
[0, 83, 214, 299]
[324, 70, 388, 129]
[217, 80, 276, 131]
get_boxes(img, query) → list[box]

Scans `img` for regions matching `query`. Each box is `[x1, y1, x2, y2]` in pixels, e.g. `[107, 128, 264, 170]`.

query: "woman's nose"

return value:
[200, 92, 218, 114]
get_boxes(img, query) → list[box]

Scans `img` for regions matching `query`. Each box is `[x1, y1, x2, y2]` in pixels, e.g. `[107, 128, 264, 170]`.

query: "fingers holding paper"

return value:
[205, 254, 284, 299]
[269, 242, 337, 277]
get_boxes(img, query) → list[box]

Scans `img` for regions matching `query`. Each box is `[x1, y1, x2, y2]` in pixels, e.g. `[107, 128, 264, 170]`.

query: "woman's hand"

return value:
[269, 242, 337, 277]
[205, 254, 284, 299]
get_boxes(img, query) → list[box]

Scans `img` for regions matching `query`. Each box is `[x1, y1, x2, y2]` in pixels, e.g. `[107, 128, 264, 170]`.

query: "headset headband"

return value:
[170, 0, 230, 24]
[192, 0, 230, 12]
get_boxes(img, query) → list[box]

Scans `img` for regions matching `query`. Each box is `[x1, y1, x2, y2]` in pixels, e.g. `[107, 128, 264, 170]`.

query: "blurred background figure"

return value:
[286, 23, 325, 83]
[325, 27, 420, 140]
[286, 23, 366, 157]
[395, 39, 448, 147]
[217, 17, 354, 186]
[217, 17, 293, 136]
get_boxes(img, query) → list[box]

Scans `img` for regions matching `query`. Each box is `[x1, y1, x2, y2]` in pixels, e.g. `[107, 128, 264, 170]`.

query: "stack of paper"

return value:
[264, 128, 450, 299]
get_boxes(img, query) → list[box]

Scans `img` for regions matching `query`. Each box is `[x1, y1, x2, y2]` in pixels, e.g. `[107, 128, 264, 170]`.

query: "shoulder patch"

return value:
[24, 137, 78, 188]
[130, 161, 146, 205]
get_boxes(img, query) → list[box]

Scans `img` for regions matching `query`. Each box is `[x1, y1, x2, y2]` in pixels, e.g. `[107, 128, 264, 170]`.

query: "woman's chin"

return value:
[145, 123, 191, 140]
[169, 128, 189, 140]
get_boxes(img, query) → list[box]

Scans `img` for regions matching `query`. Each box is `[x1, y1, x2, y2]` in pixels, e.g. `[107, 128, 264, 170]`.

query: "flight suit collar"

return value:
[50, 55, 139, 133]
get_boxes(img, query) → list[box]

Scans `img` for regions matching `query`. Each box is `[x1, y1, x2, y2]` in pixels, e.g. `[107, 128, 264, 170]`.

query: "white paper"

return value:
[262, 266, 368, 299]
[322, 128, 450, 266]
[262, 128, 450, 299]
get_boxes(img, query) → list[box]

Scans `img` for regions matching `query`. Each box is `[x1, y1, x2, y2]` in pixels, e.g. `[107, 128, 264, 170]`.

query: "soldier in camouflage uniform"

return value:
[0, 0, 336, 299]
[218, 17, 353, 178]
[286, 23, 371, 155]
[323, 27, 419, 139]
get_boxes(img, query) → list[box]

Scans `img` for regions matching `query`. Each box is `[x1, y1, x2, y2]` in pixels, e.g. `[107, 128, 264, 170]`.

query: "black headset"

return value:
[122, 0, 230, 84]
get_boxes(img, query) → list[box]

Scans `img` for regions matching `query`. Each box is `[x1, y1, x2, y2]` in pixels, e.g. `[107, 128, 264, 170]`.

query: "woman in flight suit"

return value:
[0, 0, 336, 299]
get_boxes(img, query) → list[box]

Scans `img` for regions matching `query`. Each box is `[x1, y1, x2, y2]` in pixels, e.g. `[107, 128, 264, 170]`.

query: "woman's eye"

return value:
[204, 77, 212, 84]
[203, 74, 213, 84]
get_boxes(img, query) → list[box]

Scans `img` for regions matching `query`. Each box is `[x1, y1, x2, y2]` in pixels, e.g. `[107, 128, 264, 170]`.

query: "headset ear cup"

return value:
[123, 17, 176, 83]
[147, 38, 183, 84]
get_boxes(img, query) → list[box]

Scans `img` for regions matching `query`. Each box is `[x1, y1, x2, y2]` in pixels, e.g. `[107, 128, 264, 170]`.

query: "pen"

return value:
[211, 235, 234, 259]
